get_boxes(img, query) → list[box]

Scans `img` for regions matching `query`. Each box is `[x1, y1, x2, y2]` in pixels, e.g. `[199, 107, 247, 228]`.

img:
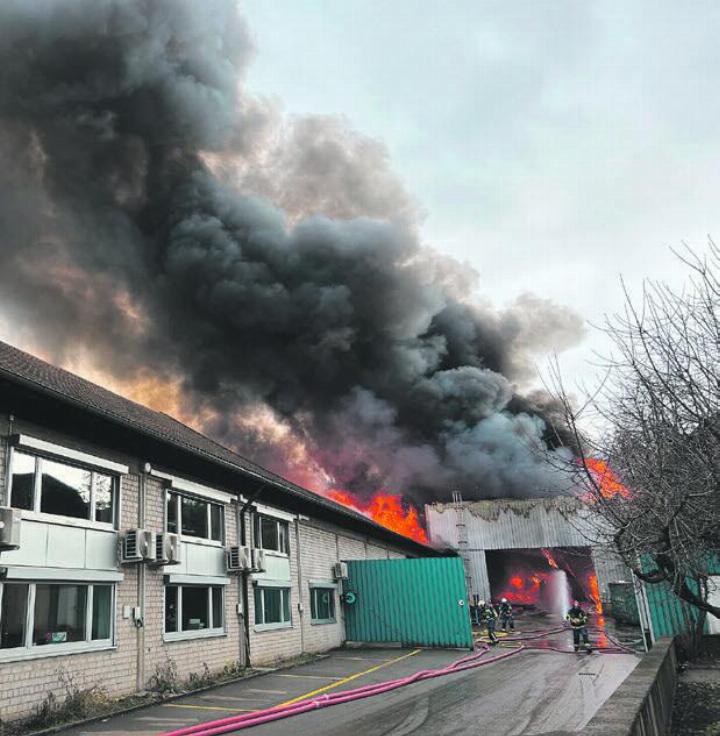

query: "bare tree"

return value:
[548, 242, 720, 621]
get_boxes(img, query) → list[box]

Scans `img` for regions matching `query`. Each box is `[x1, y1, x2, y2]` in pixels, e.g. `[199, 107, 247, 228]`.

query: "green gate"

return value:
[343, 557, 473, 648]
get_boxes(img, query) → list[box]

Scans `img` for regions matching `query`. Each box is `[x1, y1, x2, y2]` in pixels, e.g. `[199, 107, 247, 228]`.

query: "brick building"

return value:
[0, 340, 433, 722]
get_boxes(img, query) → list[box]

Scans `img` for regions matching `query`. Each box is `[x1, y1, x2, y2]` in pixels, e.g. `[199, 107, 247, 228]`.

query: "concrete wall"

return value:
[581, 638, 677, 736]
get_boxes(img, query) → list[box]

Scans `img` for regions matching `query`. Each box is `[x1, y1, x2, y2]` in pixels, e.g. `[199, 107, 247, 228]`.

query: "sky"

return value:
[242, 0, 720, 393]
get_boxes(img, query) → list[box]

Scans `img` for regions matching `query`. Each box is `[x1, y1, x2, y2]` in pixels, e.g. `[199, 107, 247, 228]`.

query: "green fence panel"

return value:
[344, 557, 473, 648]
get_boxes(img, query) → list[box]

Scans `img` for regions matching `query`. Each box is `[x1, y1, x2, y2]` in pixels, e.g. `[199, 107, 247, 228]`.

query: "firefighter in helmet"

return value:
[477, 600, 499, 644]
[566, 599, 591, 653]
[498, 597, 514, 632]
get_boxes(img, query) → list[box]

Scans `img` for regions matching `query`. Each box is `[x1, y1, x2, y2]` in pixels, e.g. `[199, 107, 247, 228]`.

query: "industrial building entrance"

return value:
[486, 546, 599, 615]
[343, 557, 473, 648]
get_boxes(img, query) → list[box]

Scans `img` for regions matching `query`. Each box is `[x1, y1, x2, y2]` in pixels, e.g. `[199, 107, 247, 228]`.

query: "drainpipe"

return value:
[295, 516, 305, 654]
[3, 414, 14, 507]
[136, 468, 146, 692]
[238, 483, 266, 668]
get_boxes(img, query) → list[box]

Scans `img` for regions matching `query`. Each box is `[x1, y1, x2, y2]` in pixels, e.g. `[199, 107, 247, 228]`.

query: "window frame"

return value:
[165, 490, 225, 544]
[254, 584, 292, 630]
[0, 581, 115, 661]
[309, 584, 337, 625]
[163, 583, 225, 641]
[7, 447, 120, 530]
[253, 514, 290, 556]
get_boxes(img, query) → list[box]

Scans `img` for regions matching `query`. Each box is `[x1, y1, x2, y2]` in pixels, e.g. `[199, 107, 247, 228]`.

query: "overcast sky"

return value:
[243, 0, 720, 391]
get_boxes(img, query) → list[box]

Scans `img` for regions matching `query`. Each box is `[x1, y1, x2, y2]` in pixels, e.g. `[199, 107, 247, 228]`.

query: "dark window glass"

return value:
[181, 496, 208, 538]
[167, 493, 178, 534]
[255, 587, 289, 625]
[259, 517, 279, 551]
[33, 584, 87, 645]
[10, 452, 35, 511]
[311, 588, 335, 622]
[91, 585, 112, 640]
[94, 474, 114, 524]
[182, 587, 209, 631]
[210, 504, 223, 542]
[211, 587, 223, 628]
[165, 586, 178, 633]
[254, 587, 263, 625]
[40, 460, 91, 520]
[1, 583, 28, 648]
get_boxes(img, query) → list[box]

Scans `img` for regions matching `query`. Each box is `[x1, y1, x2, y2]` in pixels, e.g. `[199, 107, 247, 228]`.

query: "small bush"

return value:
[148, 658, 180, 694]
[186, 663, 213, 691]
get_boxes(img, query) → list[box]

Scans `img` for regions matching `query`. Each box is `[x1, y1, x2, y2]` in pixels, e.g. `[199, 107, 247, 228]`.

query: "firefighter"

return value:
[478, 600, 499, 644]
[566, 600, 591, 653]
[498, 597, 514, 631]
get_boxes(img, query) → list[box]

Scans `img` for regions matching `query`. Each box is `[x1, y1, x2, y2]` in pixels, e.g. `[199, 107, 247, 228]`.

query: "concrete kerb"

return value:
[581, 638, 677, 736]
[9, 653, 329, 736]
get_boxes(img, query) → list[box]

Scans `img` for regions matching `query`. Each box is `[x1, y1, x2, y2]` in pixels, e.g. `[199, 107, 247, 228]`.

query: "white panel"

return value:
[183, 542, 225, 577]
[150, 469, 235, 504]
[47, 525, 86, 568]
[15, 434, 129, 475]
[165, 574, 229, 586]
[253, 503, 296, 522]
[3, 566, 123, 582]
[252, 553, 291, 582]
[0, 520, 48, 566]
[85, 529, 118, 570]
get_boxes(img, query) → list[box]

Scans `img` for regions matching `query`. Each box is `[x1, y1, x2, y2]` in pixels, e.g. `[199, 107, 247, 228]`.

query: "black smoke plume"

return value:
[0, 0, 583, 502]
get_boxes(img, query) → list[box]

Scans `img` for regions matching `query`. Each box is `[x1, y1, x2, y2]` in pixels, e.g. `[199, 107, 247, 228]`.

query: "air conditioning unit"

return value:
[333, 561, 348, 580]
[226, 545, 252, 573]
[121, 529, 155, 564]
[250, 548, 266, 573]
[152, 533, 181, 566]
[0, 507, 21, 551]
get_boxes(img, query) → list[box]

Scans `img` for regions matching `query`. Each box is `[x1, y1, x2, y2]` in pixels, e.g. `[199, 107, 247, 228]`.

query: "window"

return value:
[254, 586, 291, 627]
[310, 586, 336, 624]
[164, 585, 224, 637]
[254, 514, 289, 554]
[166, 492, 223, 542]
[9, 450, 118, 526]
[0, 582, 113, 654]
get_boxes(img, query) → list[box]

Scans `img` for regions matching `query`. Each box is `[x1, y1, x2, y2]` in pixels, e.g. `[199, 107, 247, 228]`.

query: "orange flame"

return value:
[583, 458, 631, 501]
[587, 573, 603, 614]
[326, 490, 428, 544]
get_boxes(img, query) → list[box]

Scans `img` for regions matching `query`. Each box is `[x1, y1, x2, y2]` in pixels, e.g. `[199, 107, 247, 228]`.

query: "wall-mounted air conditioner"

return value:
[250, 548, 266, 573]
[333, 561, 349, 580]
[0, 507, 21, 551]
[226, 545, 252, 573]
[121, 529, 155, 564]
[153, 533, 181, 566]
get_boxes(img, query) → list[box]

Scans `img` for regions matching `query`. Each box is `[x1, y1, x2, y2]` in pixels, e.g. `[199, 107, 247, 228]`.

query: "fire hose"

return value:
[159, 626, 635, 736]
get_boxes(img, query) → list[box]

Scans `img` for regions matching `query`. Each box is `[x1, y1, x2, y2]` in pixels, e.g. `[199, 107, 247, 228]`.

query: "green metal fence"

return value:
[343, 557, 473, 648]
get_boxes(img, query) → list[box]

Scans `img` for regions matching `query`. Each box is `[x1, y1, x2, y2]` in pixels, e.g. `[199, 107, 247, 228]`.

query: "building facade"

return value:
[0, 341, 430, 722]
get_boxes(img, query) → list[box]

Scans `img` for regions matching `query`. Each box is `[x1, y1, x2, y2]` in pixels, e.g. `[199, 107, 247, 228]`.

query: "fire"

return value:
[326, 490, 428, 544]
[587, 573, 603, 614]
[583, 458, 631, 501]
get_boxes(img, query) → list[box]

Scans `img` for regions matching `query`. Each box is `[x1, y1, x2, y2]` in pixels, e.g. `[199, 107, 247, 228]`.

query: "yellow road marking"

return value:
[163, 704, 253, 713]
[277, 649, 422, 707]
[276, 673, 343, 680]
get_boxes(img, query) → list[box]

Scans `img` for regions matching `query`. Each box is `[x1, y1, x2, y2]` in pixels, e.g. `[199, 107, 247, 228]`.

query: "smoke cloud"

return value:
[0, 0, 583, 502]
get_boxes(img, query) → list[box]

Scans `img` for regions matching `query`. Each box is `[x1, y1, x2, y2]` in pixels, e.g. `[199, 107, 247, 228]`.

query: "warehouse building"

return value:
[0, 340, 434, 722]
[425, 496, 630, 611]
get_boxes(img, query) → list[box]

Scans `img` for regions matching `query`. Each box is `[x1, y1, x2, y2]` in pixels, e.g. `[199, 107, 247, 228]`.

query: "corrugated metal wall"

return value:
[426, 498, 630, 602]
[344, 557, 473, 648]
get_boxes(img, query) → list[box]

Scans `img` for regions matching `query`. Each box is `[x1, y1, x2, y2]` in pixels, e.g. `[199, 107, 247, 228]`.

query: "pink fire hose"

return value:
[159, 626, 635, 736]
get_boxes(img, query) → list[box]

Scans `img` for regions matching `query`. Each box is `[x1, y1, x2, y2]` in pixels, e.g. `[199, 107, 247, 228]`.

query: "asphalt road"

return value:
[64, 637, 638, 736]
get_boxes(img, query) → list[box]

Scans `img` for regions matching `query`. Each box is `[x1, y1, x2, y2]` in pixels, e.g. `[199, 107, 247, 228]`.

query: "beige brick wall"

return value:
[0, 412, 417, 722]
